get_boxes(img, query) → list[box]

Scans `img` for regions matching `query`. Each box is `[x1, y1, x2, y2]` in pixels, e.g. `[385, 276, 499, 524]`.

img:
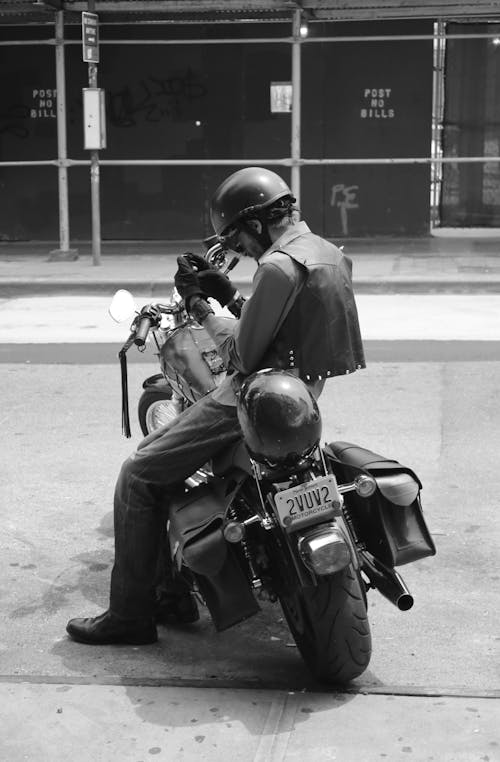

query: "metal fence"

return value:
[1, 12, 499, 259]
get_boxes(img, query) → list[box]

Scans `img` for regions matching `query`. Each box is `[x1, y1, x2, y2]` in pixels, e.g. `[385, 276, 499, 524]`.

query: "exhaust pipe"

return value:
[361, 552, 414, 611]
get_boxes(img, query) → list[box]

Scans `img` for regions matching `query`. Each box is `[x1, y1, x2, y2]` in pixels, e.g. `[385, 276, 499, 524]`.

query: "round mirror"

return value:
[109, 289, 136, 323]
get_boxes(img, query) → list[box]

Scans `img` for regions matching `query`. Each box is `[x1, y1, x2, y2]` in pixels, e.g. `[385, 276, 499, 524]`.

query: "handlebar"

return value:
[131, 304, 164, 347]
[134, 315, 153, 346]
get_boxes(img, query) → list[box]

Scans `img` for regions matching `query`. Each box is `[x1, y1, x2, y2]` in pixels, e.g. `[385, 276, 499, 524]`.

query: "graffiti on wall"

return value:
[330, 183, 359, 236]
[108, 68, 207, 127]
[0, 105, 31, 138]
[0, 68, 207, 139]
[360, 88, 395, 120]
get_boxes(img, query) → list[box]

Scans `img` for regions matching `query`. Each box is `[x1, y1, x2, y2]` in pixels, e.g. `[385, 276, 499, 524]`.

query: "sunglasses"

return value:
[217, 226, 243, 252]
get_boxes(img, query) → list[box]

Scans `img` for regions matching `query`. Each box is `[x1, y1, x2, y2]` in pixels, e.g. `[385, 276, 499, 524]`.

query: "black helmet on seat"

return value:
[237, 370, 322, 468]
[210, 167, 295, 237]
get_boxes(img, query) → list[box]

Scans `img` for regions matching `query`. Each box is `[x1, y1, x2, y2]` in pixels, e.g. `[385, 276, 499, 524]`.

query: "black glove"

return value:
[198, 270, 237, 308]
[184, 251, 237, 308]
[184, 252, 213, 273]
[174, 256, 205, 309]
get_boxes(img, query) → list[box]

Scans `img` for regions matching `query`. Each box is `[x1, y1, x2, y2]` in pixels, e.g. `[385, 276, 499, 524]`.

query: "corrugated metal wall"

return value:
[0, 20, 433, 241]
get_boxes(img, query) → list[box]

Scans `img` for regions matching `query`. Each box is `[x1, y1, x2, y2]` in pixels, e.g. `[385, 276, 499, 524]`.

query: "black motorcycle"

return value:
[109, 245, 436, 685]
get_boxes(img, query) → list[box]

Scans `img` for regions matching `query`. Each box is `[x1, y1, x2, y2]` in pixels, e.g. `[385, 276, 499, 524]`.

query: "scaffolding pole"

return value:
[291, 9, 302, 206]
[48, 10, 78, 261]
[87, 0, 102, 266]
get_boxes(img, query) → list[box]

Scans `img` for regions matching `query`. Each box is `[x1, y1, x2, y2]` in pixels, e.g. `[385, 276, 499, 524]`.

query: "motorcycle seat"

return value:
[212, 440, 253, 477]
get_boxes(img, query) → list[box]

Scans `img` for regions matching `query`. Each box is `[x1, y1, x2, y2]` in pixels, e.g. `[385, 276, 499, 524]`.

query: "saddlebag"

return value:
[168, 483, 260, 631]
[325, 441, 436, 568]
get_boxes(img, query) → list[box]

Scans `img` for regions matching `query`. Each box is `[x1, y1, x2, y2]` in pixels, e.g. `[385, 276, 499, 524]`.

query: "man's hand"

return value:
[174, 256, 205, 309]
[184, 252, 213, 273]
[198, 270, 237, 308]
[183, 251, 238, 309]
[176, 252, 243, 316]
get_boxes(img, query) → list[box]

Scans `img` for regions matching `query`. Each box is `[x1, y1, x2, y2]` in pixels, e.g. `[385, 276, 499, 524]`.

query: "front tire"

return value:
[280, 565, 371, 685]
[138, 385, 175, 436]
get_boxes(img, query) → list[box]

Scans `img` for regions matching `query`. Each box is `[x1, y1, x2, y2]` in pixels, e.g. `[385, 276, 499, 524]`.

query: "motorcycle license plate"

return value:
[274, 475, 341, 531]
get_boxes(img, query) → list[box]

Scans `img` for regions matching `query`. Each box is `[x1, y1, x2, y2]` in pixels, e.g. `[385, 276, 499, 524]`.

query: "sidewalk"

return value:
[2, 682, 498, 762]
[1, 236, 500, 296]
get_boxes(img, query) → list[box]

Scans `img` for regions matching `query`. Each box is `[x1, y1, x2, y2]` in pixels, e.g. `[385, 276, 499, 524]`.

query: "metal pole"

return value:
[291, 9, 302, 206]
[48, 10, 78, 261]
[3, 155, 498, 169]
[431, 20, 446, 231]
[88, 0, 101, 266]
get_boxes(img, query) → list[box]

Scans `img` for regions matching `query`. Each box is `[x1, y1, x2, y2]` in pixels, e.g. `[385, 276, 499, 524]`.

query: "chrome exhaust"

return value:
[361, 551, 414, 611]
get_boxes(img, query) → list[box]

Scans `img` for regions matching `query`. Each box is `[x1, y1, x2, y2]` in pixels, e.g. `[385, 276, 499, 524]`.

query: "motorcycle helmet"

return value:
[210, 167, 295, 237]
[237, 369, 322, 468]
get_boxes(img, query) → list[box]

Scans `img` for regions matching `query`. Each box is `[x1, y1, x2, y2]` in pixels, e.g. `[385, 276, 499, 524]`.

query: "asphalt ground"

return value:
[1, 237, 499, 761]
[2, 358, 499, 761]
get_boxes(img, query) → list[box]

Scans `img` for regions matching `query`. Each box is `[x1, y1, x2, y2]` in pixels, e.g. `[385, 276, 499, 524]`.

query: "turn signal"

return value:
[299, 528, 351, 575]
[223, 520, 245, 543]
[354, 474, 377, 497]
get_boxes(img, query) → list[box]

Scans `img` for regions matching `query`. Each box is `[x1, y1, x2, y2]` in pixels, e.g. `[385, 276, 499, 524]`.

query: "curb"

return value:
[2, 279, 500, 298]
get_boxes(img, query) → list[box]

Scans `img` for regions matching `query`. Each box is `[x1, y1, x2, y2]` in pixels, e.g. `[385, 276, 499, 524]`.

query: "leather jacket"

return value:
[259, 231, 366, 381]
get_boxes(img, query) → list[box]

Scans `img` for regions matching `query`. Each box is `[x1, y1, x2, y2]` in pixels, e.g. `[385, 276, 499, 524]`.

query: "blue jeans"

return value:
[109, 393, 241, 618]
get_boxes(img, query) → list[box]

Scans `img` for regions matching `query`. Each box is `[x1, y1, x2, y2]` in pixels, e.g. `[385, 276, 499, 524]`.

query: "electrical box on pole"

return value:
[83, 88, 106, 150]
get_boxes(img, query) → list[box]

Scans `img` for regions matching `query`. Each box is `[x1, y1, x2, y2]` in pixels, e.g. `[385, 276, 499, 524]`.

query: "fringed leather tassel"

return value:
[119, 349, 132, 438]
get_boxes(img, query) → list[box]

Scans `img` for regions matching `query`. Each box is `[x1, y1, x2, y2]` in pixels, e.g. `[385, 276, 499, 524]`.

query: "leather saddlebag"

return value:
[168, 483, 260, 630]
[325, 441, 436, 568]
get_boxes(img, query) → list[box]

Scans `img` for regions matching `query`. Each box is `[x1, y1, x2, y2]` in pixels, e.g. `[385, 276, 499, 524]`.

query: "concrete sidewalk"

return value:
[1, 682, 498, 762]
[1, 236, 500, 296]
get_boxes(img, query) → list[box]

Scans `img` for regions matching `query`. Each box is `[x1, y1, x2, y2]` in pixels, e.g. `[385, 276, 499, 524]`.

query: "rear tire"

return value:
[280, 565, 371, 685]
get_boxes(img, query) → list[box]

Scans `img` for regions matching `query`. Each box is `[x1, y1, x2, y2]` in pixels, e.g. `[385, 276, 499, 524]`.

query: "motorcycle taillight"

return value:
[298, 526, 351, 576]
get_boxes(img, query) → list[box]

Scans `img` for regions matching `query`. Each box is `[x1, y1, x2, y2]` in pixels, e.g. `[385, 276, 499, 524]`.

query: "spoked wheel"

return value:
[280, 565, 372, 685]
[138, 384, 179, 435]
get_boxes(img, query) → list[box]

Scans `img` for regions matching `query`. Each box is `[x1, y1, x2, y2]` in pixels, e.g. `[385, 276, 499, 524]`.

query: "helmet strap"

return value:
[239, 217, 273, 253]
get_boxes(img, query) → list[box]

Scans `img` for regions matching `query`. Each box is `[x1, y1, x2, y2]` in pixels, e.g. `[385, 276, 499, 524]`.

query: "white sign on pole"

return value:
[82, 11, 99, 64]
[270, 82, 293, 113]
[83, 88, 107, 150]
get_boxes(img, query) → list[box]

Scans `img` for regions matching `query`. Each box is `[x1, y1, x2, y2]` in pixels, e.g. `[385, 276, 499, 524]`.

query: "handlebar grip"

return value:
[134, 316, 152, 346]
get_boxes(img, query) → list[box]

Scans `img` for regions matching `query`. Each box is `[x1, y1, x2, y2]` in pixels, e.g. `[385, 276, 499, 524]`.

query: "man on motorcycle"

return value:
[66, 167, 366, 645]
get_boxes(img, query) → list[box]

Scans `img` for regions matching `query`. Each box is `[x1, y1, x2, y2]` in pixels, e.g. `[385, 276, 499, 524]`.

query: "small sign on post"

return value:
[270, 82, 293, 113]
[82, 11, 99, 64]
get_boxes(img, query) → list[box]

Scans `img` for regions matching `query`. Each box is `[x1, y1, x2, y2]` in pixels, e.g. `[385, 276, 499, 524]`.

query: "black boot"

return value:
[154, 590, 199, 625]
[66, 610, 157, 645]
